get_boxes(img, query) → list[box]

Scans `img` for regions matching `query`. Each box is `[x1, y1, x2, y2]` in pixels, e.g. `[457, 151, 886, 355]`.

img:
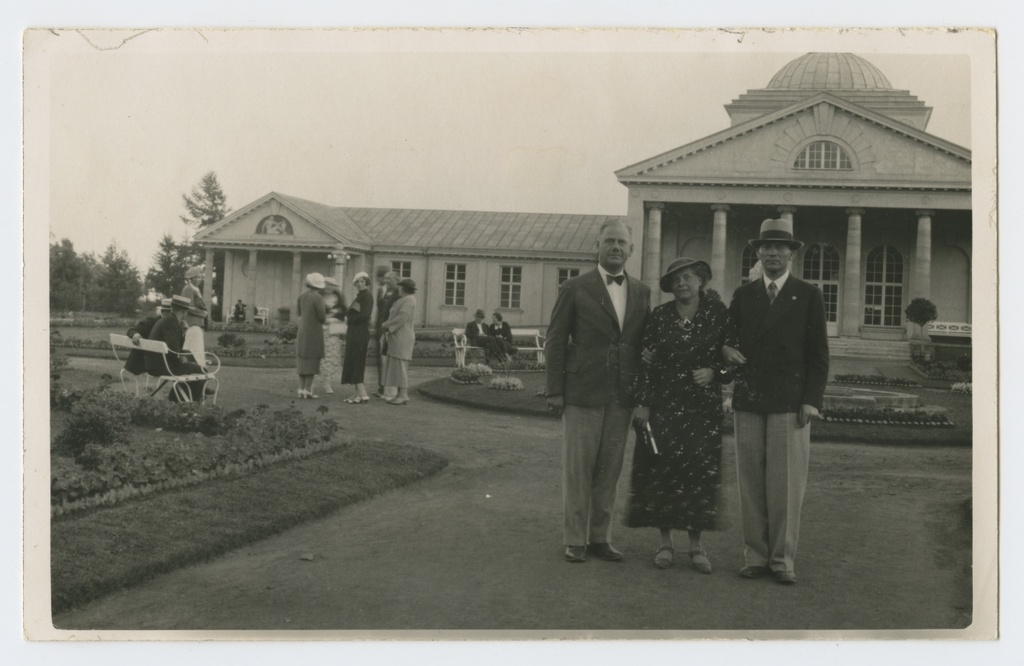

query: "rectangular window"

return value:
[557, 267, 580, 285]
[391, 261, 412, 279]
[444, 263, 466, 306]
[500, 265, 522, 309]
[821, 284, 839, 323]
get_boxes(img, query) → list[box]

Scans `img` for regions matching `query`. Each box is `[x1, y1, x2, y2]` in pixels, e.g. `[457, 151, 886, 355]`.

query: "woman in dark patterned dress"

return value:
[627, 257, 734, 574]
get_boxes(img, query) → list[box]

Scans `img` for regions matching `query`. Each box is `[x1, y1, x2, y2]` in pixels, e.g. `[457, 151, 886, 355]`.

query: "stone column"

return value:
[333, 248, 348, 292]
[710, 204, 729, 295]
[290, 251, 302, 323]
[246, 249, 259, 323]
[914, 210, 933, 300]
[643, 203, 664, 296]
[777, 205, 796, 223]
[203, 248, 215, 321]
[842, 208, 864, 336]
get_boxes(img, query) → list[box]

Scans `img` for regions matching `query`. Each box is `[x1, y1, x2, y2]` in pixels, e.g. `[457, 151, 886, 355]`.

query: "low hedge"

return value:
[821, 406, 954, 427]
[833, 374, 921, 388]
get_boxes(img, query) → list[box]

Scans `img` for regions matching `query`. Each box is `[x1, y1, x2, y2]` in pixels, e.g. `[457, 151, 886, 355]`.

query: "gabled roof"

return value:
[196, 191, 618, 256]
[616, 91, 970, 183]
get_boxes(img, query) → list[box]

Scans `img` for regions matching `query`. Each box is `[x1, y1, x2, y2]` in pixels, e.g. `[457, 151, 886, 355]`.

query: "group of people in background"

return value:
[545, 217, 829, 586]
[295, 265, 418, 406]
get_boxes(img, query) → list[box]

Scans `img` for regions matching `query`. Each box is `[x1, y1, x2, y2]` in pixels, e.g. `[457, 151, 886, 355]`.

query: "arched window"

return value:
[740, 245, 759, 282]
[802, 244, 840, 324]
[256, 214, 293, 235]
[793, 141, 852, 170]
[864, 245, 904, 326]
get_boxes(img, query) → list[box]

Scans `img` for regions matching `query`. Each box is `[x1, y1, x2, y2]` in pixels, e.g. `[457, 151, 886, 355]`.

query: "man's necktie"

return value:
[767, 281, 778, 304]
[606, 274, 625, 285]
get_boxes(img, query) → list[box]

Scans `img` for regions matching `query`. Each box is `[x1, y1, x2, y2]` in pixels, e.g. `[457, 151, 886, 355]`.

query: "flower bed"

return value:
[951, 382, 972, 394]
[833, 374, 921, 388]
[821, 406, 954, 427]
[450, 367, 483, 384]
[489, 376, 524, 391]
[50, 387, 341, 515]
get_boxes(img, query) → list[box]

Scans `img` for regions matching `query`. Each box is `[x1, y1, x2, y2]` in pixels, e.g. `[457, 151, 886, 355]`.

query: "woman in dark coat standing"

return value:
[296, 272, 327, 399]
[627, 257, 734, 574]
[340, 271, 374, 403]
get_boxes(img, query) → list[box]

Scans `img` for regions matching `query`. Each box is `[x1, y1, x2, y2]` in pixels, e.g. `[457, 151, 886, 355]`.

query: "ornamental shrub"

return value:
[451, 367, 482, 383]
[216, 332, 246, 348]
[55, 389, 136, 459]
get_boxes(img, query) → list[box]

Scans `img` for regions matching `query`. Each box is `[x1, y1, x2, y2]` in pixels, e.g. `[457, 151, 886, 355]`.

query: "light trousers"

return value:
[733, 410, 811, 573]
[561, 402, 633, 546]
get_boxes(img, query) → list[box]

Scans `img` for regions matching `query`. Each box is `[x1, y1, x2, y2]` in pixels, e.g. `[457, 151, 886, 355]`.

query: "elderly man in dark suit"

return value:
[373, 269, 399, 399]
[546, 219, 651, 563]
[722, 218, 830, 585]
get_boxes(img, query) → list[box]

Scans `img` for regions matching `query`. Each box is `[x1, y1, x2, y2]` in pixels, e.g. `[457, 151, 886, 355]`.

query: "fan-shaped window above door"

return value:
[793, 141, 852, 170]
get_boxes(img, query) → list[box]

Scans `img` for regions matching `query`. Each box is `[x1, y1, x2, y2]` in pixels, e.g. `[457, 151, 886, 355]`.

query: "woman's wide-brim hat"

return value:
[397, 278, 417, 293]
[305, 272, 326, 289]
[185, 266, 204, 279]
[352, 271, 370, 285]
[323, 276, 339, 287]
[659, 256, 711, 293]
[749, 218, 804, 250]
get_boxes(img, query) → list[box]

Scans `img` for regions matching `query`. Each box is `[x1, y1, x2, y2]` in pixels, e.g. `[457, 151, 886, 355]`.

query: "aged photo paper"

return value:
[23, 26, 998, 649]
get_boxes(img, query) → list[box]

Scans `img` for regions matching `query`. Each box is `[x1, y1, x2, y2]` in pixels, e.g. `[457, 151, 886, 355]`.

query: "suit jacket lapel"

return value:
[624, 274, 644, 331]
[582, 269, 620, 330]
[756, 277, 798, 339]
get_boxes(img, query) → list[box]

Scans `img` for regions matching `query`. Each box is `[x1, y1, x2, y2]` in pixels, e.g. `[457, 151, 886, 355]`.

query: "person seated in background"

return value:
[464, 308, 508, 364]
[123, 299, 170, 376]
[231, 299, 247, 322]
[145, 295, 209, 402]
[488, 311, 518, 361]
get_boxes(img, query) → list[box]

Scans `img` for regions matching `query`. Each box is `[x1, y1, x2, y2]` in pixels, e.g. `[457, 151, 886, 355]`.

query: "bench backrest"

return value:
[109, 333, 169, 354]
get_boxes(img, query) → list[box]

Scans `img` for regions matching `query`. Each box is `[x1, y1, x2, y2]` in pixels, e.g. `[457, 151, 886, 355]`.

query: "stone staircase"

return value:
[828, 336, 912, 360]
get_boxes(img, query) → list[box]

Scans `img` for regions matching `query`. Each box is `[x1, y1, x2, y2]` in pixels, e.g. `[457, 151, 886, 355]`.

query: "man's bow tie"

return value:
[606, 274, 625, 285]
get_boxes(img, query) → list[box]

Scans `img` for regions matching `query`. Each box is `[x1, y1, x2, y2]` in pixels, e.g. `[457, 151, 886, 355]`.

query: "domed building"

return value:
[195, 53, 969, 357]
[616, 52, 971, 355]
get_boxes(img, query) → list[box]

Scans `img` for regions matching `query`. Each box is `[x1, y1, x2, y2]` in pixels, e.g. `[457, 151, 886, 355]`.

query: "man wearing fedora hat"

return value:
[145, 295, 210, 401]
[722, 218, 829, 585]
[546, 219, 651, 563]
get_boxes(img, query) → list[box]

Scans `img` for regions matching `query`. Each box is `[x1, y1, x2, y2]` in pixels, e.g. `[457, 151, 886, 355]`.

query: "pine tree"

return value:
[95, 243, 143, 315]
[145, 234, 202, 299]
[180, 171, 231, 229]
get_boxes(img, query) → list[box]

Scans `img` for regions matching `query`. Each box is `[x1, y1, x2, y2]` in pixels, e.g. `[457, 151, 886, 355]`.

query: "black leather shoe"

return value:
[738, 565, 769, 579]
[588, 543, 624, 562]
[773, 570, 797, 585]
[564, 546, 587, 563]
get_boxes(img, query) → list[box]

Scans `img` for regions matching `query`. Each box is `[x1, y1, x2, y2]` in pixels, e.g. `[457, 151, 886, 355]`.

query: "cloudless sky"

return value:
[42, 31, 972, 271]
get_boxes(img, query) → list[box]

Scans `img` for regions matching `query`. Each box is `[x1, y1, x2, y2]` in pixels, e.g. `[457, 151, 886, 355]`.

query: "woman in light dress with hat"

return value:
[296, 272, 327, 399]
[380, 278, 418, 405]
[318, 276, 347, 395]
[626, 257, 735, 574]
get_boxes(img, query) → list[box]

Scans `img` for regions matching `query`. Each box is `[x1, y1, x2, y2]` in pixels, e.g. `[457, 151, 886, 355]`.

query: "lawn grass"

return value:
[418, 373, 973, 446]
[51, 440, 448, 616]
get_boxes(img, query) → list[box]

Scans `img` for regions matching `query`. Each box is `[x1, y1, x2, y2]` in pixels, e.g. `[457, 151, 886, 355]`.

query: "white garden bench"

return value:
[110, 333, 221, 403]
[451, 327, 546, 367]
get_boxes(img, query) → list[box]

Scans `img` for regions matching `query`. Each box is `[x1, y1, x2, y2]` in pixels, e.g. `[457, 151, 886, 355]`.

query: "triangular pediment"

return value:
[194, 193, 363, 249]
[616, 93, 970, 189]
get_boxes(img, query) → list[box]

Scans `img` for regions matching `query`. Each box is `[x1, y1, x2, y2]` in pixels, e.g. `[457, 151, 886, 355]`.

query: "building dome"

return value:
[767, 53, 892, 91]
